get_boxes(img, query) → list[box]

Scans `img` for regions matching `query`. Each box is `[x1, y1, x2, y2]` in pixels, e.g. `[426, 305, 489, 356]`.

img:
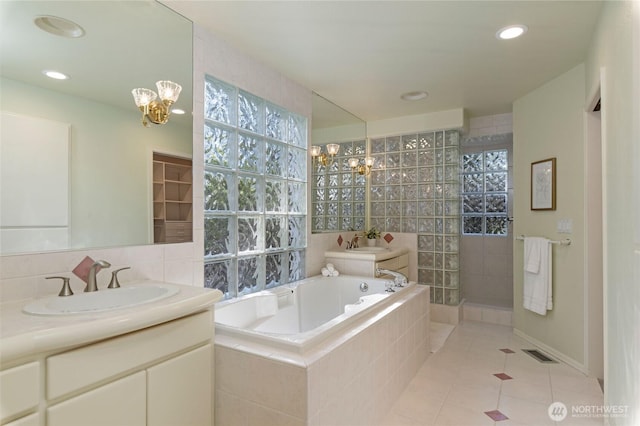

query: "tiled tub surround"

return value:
[215, 282, 430, 426]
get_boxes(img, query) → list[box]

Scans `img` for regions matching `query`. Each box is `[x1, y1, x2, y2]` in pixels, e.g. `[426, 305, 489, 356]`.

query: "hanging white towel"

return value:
[524, 237, 542, 273]
[523, 237, 553, 315]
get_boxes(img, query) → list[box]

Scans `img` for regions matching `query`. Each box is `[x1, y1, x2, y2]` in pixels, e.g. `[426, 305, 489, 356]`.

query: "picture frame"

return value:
[531, 157, 556, 210]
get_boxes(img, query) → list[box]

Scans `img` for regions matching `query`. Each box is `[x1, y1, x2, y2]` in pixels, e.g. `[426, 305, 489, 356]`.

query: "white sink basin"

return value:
[349, 247, 389, 253]
[23, 283, 180, 316]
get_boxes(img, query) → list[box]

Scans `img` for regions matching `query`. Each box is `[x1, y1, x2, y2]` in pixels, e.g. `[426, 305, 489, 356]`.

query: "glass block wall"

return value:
[370, 130, 461, 305]
[203, 76, 307, 299]
[312, 139, 367, 232]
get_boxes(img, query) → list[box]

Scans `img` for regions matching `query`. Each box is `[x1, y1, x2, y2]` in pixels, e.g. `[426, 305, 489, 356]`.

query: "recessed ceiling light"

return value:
[496, 25, 528, 40]
[34, 15, 85, 38]
[172, 109, 186, 115]
[43, 70, 69, 80]
[401, 91, 428, 101]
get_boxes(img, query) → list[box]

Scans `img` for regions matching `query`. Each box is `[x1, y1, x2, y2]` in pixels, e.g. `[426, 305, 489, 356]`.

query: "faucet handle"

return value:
[46, 276, 74, 297]
[107, 267, 131, 289]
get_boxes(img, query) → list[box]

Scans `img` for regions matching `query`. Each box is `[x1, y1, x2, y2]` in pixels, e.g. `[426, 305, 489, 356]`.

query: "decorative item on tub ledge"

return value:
[321, 263, 340, 277]
[131, 80, 182, 127]
[363, 227, 380, 246]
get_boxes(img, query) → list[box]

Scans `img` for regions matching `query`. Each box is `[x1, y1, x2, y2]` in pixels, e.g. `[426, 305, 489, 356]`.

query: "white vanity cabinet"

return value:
[1, 310, 214, 426]
[147, 344, 212, 426]
[47, 371, 147, 426]
[0, 362, 40, 425]
[3, 414, 40, 426]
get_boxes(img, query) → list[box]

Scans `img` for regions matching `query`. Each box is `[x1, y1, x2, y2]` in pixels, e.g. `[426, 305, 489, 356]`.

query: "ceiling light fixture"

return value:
[43, 70, 69, 80]
[496, 24, 528, 40]
[310, 143, 340, 166]
[34, 15, 85, 38]
[401, 91, 428, 101]
[131, 80, 182, 127]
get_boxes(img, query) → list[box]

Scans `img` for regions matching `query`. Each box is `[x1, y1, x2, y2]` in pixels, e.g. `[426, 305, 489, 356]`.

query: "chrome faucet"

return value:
[376, 268, 408, 287]
[85, 260, 111, 292]
[345, 234, 360, 250]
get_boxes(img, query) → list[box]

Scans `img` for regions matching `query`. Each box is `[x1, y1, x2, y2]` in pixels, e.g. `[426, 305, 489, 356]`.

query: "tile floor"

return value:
[381, 321, 605, 426]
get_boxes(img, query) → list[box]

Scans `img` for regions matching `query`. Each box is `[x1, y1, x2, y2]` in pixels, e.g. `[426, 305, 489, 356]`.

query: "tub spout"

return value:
[376, 268, 407, 287]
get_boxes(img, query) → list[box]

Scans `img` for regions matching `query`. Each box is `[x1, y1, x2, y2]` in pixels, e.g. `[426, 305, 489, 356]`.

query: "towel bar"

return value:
[515, 235, 571, 245]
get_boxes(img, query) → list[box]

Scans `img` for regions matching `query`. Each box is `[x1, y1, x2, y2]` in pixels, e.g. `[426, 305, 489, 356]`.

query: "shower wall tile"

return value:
[468, 113, 513, 138]
[483, 254, 511, 277]
[460, 243, 484, 275]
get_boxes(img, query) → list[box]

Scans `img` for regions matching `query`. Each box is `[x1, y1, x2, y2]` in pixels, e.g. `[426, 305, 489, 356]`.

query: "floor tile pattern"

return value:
[380, 321, 605, 426]
[485, 410, 509, 421]
[493, 373, 513, 381]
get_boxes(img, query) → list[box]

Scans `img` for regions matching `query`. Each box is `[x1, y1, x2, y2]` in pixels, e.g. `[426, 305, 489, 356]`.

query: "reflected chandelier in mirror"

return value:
[0, 1, 193, 255]
[311, 93, 367, 233]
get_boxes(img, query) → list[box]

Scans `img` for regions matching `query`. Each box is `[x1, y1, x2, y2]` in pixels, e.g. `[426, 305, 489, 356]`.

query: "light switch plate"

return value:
[557, 218, 573, 234]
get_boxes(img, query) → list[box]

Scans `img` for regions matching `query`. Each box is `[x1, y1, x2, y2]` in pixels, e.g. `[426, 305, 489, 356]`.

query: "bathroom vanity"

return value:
[0, 282, 222, 426]
[324, 247, 409, 279]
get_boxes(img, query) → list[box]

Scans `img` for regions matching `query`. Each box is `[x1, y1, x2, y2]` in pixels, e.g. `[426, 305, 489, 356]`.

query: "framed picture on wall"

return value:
[531, 157, 556, 210]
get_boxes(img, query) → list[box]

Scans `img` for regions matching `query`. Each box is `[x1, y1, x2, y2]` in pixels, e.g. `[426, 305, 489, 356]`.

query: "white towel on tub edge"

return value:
[523, 237, 552, 315]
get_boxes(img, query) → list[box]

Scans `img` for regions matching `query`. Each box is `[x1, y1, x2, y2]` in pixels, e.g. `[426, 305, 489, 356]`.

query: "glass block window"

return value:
[204, 75, 307, 299]
[461, 149, 508, 236]
[311, 140, 366, 232]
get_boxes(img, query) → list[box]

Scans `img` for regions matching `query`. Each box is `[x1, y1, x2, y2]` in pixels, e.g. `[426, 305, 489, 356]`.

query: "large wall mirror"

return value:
[311, 93, 367, 233]
[0, 1, 193, 255]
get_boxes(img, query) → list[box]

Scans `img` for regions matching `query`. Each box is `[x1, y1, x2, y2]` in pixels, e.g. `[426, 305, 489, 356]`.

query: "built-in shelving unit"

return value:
[153, 153, 192, 243]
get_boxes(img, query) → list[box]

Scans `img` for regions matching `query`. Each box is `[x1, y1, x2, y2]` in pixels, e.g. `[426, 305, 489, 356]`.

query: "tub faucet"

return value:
[345, 234, 359, 250]
[86, 260, 111, 292]
[376, 268, 408, 287]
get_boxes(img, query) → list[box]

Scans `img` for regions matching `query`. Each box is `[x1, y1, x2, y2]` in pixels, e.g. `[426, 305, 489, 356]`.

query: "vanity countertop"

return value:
[0, 281, 223, 365]
[324, 247, 409, 261]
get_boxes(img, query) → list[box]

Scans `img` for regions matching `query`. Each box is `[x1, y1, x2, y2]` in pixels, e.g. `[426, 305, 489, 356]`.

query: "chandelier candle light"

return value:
[311, 143, 340, 166]
[131, 80, 182, 127]
[348, 156, 374, 176]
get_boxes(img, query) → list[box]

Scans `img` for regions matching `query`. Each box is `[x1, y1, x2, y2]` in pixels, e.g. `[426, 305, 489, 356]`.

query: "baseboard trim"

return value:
[513, 328, 587, 374]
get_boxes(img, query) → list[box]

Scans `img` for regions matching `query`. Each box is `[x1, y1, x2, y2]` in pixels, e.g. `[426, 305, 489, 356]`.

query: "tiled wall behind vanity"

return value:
[0, 244, 200, 302]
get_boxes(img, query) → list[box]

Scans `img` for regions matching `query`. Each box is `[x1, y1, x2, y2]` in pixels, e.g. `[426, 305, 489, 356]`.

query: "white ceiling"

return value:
[163, 0, 603, 122]
[0, 1, 193, 127]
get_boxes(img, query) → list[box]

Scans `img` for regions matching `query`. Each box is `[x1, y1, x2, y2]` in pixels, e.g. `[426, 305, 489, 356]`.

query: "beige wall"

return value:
[512, 63, 587, 367]
[585, 1, 639, 422]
